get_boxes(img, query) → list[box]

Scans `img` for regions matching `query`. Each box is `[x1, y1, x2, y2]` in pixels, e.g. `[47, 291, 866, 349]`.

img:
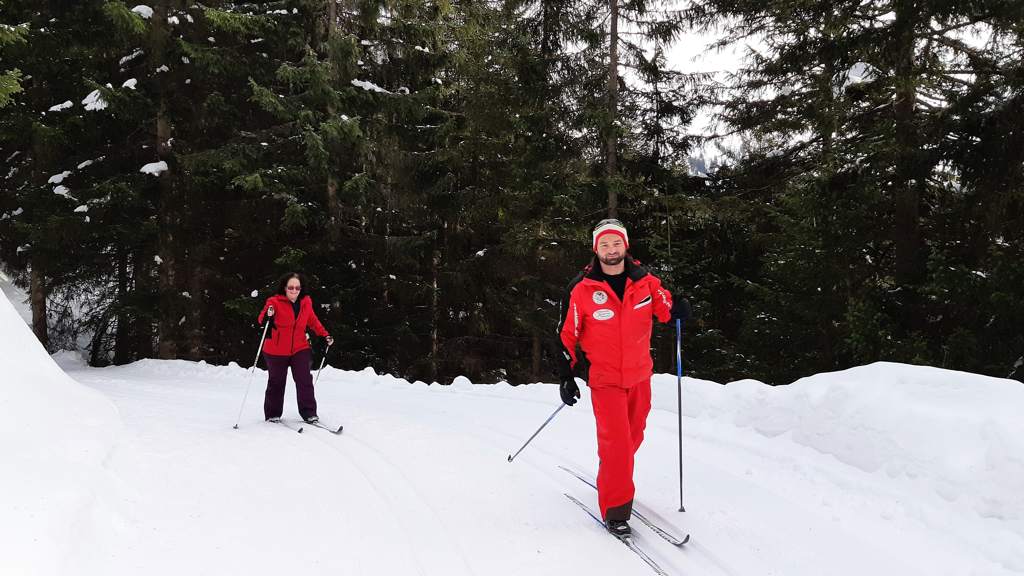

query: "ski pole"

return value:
[676, 318, 685, 512]
[313, 342, 332, 388]
[507, 402, 565, 463]
[233, 320, 271, 429]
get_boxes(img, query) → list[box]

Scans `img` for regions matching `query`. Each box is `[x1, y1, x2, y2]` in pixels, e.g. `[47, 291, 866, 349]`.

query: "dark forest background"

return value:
[2, 0, 1022, 384]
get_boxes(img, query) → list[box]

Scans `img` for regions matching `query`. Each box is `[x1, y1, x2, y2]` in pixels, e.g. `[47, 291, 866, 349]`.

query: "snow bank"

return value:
[655, 362, 1024, 525]
[0, 292, 123, 576]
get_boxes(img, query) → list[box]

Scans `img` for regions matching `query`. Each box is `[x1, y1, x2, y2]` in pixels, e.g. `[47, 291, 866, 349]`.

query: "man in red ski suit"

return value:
[555, 219, 690, 537]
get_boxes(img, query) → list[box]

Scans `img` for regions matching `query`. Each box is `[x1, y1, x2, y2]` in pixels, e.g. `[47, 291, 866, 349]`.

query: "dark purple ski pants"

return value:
[263, 348, 317, 420]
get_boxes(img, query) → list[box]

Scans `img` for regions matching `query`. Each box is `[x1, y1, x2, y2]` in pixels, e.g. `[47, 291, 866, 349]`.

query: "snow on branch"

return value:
[351, 79, 392, 94]
[140, 161, 169, 176]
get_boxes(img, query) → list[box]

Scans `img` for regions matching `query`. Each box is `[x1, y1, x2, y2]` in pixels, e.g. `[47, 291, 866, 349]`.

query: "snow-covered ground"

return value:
[2, 290, 1022, 576]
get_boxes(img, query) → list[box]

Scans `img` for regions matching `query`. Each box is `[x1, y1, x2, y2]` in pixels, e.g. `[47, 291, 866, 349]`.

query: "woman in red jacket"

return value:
[257, 272, 332, 423]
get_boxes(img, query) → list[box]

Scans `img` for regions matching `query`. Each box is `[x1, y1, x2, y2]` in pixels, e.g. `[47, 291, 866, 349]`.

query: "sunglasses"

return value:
[286, 286, 301, 291]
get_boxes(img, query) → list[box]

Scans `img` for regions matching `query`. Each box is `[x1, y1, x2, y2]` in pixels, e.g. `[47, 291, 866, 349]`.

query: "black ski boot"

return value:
[606, 519, 632, 538]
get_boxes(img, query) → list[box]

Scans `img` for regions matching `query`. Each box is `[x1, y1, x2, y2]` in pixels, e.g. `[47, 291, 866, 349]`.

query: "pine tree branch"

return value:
[929, 34, 994, 71]
[934, 73, 975, 87]
[926, 15, 995, 38]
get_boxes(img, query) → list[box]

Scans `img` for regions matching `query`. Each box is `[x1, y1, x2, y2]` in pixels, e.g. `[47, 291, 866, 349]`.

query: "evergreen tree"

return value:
[0, 3, 26, 108]
[683, 0, 1024, 381]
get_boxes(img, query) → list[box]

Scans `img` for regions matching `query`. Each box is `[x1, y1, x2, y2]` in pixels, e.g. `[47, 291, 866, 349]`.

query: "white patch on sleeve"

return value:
[657, 288, 670, 308]
[572, 302, 579, 337]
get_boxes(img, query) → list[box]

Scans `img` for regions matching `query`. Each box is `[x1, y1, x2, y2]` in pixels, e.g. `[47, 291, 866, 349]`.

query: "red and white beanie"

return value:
[592, 219, 629, 252]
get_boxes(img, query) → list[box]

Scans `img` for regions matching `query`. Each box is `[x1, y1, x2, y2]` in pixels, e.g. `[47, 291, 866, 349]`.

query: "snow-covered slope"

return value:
[3, 290, 1022, 576]
[0, 289, 122, 575]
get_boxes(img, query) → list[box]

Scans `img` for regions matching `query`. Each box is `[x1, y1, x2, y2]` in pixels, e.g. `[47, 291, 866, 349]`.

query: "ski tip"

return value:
[298, 427, 304, 433]
[232, 424, 239, 430]
[681, 534, 691, 545]
[507, 455, 513, 462]
[334, 426, 343, 434]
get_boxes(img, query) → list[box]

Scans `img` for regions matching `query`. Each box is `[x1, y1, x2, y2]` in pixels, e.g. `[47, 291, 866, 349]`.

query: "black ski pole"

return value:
[507, 402, 565, 463]
[313, 342, 332, 388]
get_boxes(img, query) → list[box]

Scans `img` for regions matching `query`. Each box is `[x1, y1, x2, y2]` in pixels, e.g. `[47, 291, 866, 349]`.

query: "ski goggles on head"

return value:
[593, 218, 625, 232]
[592, 219, 629, 251]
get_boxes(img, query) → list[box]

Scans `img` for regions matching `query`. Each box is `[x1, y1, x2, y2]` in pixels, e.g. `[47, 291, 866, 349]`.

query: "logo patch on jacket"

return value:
[593, 309, 615, 321]
[592, 290, 608, 304]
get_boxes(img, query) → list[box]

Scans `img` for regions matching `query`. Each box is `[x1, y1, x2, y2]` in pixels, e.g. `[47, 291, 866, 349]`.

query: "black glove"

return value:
[560, 377, 580, 406]
[555, 348, 573, 380]
[670, 298, 691, 323]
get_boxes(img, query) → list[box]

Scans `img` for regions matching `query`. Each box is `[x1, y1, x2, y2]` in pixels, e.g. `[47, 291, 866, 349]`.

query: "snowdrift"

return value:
[654, 363, 1024, 525]
[0, 292, 123, 575]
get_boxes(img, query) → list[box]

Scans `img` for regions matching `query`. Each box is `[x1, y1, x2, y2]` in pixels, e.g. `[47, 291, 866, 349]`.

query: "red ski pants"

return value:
[589, 378, 652, 521]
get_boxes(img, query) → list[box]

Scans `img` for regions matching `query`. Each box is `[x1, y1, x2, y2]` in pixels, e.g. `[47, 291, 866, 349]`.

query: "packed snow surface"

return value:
[1, 289, 1021, 575]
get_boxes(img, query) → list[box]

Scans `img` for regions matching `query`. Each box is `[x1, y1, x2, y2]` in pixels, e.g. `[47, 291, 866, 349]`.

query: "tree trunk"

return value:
[606, 0, 619, 218]
[30, 267, 48, 351]
[892, 0, 925, 286]
[326, 0, 341, 234]
[153, 0, 182, 358]
[532, 331, 542, 382]
[133, 250, 155, 359]
[892, 0, 926, 332]
[430, 234, 441, 382]
[114, 248, 131, 364]
[186, 261, 205, 359]
[28, 91, 53, 352]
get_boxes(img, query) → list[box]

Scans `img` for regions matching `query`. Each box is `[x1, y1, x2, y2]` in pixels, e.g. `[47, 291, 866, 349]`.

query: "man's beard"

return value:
[599, 253, 624, 266]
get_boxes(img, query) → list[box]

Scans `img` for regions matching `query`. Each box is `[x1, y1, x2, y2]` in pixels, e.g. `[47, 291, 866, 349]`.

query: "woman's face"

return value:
[285, 279, 301, 302]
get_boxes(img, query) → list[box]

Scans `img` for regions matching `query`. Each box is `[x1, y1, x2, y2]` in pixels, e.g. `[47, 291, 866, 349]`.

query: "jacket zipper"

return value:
[291, 300, 298, 355]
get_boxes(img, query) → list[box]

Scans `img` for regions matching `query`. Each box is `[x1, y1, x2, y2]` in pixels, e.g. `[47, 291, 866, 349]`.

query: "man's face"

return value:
[596, 234, 625, 266]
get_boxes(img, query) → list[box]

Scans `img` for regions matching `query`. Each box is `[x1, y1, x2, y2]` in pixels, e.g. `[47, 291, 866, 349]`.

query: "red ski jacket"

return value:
[257, 294, 330, 356]
[557, 257, 672, 389]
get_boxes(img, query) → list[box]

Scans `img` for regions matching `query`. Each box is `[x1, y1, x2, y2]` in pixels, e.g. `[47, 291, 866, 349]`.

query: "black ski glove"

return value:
[560, 377, 580, 406]
[670, 298, 692, 323]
